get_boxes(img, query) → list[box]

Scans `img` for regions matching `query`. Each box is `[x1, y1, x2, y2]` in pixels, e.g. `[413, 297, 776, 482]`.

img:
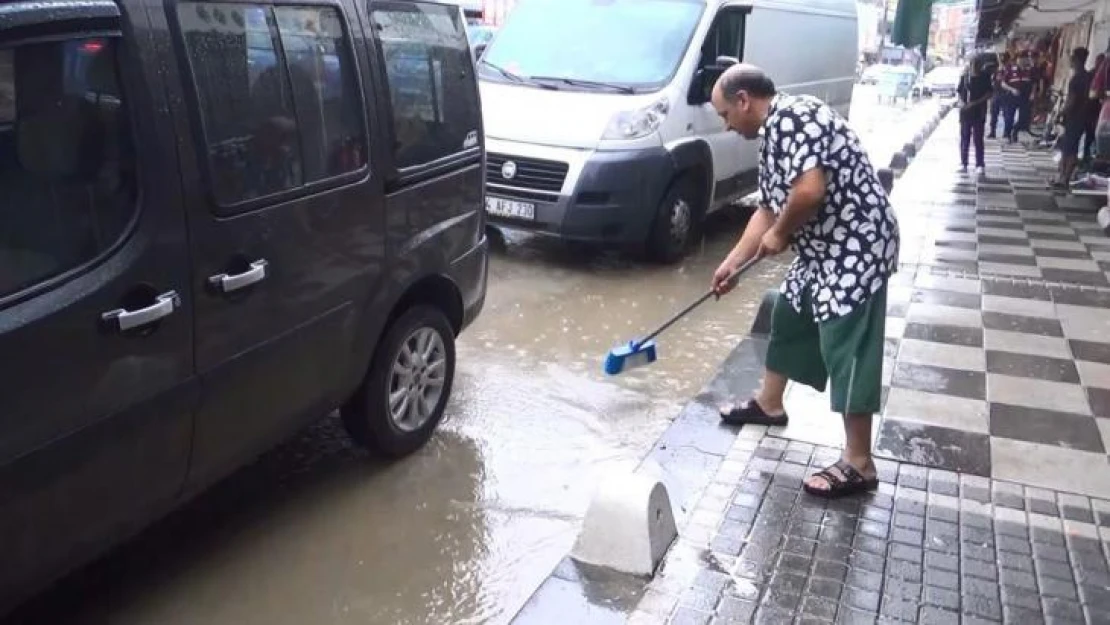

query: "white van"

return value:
[477, 0, 858, 262]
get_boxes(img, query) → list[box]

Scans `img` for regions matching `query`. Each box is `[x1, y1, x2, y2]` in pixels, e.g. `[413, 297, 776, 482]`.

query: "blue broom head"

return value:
[603, 339, 658, 375]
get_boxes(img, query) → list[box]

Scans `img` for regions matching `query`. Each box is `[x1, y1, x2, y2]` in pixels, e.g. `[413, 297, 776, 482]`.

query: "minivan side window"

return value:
[0, 38, 137, 299]
[692, 10, 746, 103]
[175, 3, 367, 208]
[369, 1, 480, 170]
[701, 10, 745, 62]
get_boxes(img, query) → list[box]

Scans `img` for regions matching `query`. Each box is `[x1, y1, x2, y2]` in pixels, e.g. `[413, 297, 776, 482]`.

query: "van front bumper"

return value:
[483, 139, 676, 246]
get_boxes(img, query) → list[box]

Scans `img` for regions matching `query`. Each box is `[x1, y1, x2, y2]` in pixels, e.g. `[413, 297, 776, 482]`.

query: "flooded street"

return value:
[6, 86, 929, 625]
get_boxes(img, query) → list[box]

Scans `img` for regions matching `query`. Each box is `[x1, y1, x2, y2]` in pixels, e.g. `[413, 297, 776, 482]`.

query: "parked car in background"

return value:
[0, 0, 487, 613]
[859, 63, 892, 85]
[476, 0, 859, 263]
[924, 65, 962, 98]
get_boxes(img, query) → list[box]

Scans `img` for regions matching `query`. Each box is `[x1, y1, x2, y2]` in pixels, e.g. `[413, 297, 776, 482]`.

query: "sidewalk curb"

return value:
[878, 101, 954, 189]
[509, 99, 958, 625]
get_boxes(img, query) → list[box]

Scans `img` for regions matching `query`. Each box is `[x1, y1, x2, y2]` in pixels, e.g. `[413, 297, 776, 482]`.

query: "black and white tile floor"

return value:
[629, 113, 1110, 624]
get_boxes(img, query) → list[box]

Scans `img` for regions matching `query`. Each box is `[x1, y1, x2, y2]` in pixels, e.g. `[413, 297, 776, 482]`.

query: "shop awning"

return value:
[978, 0, 1103, 43]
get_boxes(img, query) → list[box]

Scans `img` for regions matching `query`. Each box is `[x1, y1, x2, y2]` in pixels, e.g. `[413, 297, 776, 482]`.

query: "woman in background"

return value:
[958, 55, 994, 175]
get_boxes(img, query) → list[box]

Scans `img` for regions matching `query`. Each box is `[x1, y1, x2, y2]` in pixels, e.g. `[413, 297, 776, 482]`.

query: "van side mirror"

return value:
[687, 57, 740, 105]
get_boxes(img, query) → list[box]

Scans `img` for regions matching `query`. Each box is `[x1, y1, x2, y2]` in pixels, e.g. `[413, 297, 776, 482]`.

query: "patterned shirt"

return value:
[758, 93, 900, 322]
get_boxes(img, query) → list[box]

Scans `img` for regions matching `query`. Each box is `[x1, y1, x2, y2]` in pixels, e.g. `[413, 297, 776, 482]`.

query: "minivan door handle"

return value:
[102, 291, 181, 332]
[208, 259, 269, 294]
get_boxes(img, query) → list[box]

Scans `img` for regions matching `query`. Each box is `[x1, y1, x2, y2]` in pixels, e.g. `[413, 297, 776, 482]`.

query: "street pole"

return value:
[878, 0, 892, 61]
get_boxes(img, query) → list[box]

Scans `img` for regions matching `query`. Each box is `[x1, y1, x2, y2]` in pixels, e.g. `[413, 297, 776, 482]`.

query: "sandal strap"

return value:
[811, 467, 847, 488]
[834, 460, 866, 483]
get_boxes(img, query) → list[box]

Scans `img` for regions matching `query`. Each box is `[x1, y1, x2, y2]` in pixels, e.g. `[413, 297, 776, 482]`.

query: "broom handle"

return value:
[636, 255, 762, 347]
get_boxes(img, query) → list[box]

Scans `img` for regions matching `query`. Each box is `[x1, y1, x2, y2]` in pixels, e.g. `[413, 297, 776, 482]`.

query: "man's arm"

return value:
[770, 167, 826, 240]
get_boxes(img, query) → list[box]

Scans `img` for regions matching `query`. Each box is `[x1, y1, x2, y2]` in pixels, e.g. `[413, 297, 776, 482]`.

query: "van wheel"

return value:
[341, 305, 456, 458]
[647, 176, 700, 263]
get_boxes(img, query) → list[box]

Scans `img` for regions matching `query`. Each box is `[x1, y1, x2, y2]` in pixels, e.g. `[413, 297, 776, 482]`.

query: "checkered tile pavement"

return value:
[772, 117, 1110, 499]
[632, 431, 1110, 625]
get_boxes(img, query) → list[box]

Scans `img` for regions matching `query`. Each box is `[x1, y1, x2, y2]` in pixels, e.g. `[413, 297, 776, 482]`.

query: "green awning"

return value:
[890, 0, 935, 52]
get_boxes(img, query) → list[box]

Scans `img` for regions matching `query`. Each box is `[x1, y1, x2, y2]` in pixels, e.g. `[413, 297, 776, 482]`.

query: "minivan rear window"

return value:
[370, 1, 481, 170]
[176, 2, 367, 208]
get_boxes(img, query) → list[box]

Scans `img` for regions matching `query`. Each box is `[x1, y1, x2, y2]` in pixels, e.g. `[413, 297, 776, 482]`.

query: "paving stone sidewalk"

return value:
[627, 114, 1110, 624]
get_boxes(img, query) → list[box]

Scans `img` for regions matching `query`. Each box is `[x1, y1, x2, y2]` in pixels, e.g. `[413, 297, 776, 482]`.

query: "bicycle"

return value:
[1025, 87, 1064, 150]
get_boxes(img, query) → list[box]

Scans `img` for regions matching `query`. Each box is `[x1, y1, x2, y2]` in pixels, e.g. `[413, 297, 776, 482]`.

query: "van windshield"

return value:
[479, 0, 705, 92]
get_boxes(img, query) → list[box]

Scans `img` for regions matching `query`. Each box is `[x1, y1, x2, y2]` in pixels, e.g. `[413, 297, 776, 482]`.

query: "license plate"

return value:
[485, 196, 535, 220]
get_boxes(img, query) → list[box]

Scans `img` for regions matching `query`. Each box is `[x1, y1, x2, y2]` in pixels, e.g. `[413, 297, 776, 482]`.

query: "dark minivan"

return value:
[0, 0, 487, 612]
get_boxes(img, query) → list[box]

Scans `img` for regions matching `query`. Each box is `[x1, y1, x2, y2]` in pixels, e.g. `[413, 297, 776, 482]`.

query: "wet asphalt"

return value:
[5, 85, 931, 625]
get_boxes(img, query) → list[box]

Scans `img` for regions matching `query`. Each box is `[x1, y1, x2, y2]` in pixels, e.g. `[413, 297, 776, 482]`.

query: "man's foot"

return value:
[803, 458, 878, 499]
[959, 165, 968, 174]
[976, 166, 986, 176]
[719, 397, 788, 427]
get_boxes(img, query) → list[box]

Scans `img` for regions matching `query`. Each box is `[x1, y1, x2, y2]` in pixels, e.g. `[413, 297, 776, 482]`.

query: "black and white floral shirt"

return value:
[758, 93, 900, 322]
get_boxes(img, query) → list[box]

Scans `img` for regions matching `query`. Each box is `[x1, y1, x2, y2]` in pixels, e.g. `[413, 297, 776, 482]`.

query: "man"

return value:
[1088, 44, 1110, 164]
[999, 52, 1031, 143]
[1082, 52, 1106, 166]
[709, 64, 900, 499]
[1053, 47, 1092, 191]
[957, 54, 993, 175]
[1015, 51, 1037, 141]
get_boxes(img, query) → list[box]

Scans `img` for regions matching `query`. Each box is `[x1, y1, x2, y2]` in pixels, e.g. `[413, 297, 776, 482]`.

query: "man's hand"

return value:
[759, 227, 790, 256]
[712, 256, 743, 295]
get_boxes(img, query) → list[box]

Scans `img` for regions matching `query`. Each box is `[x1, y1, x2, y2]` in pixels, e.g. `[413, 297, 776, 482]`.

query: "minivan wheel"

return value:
[647, 177, 700, 263]
[341, 305, 456, 458]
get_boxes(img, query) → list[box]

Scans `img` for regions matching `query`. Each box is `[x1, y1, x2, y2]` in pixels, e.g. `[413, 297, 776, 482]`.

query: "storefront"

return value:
[480, 0, 518, 26]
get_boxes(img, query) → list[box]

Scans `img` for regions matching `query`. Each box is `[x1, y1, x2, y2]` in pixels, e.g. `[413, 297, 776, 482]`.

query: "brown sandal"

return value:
[803, 460, 879, 499]
[718, 398, 788, 427]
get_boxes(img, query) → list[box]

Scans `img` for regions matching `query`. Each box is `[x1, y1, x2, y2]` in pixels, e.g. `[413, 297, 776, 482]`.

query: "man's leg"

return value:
[959, 118, 971, 170]
[973, 117, 986, 169]
[802, 284, 888, 497]
[1054, 124, 1082, 189]
[1003, 98, 1017, 142]
[994, 95, 1003, 137]
[721, 292, 827, 425]
[1083, 117, 1097, 164]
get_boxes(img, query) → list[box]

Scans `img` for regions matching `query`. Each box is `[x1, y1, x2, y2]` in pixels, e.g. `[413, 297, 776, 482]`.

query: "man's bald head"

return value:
[711, 63, 777, 140]
[714, 63, 777, 104]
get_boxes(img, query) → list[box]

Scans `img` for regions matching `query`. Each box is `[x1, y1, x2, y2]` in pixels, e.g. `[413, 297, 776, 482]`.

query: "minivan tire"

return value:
[341, 305, 456, 458]
[647, 175, 700, 264]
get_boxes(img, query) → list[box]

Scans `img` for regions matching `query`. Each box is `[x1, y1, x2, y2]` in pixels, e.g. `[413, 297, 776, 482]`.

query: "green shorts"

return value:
[765, 283, 888, 415]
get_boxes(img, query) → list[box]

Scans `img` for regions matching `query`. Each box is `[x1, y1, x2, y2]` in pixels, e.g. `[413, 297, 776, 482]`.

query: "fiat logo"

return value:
[501, 161, 517, 180]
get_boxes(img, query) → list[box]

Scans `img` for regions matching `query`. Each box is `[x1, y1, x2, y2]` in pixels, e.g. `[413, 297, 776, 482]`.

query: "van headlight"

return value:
[602, 98, 670, 140]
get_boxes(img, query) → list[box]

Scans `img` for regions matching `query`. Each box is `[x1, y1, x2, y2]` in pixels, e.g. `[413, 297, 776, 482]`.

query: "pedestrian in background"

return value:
[1087, 45, 1110, 164]
[1082, 52, 1106, 167]
[1014, 51, 1036, 140]
[709, 63, 900, 499]
[998, 52, 1030, 143]
[1052, 47, 1092, 191]
[957, 55, 993, 175]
